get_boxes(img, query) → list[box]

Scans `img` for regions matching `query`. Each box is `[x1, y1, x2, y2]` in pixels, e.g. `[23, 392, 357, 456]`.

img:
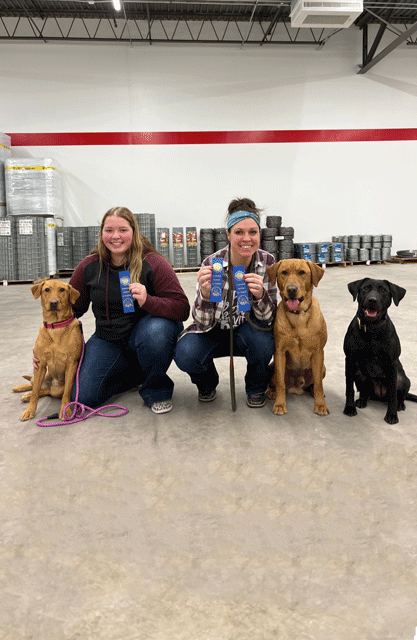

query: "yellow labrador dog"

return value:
[13, 280, 82, 421]
[266, 259, 329, 416]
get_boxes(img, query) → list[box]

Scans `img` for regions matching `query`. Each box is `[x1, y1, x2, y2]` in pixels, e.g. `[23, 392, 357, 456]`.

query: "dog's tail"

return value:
[12, 375, 33, 394]
[406, 392, 417, 403]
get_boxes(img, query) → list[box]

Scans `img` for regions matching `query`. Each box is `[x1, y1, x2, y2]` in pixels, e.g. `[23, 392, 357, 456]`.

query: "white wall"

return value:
[1, 28, 416, 254]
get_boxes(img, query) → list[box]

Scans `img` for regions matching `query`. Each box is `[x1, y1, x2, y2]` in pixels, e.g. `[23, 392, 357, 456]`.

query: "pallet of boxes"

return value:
[1, 138, 63, 284]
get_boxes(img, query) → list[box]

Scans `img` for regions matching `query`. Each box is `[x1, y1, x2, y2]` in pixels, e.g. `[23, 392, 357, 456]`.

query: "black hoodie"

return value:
[69, 252, 190, 345]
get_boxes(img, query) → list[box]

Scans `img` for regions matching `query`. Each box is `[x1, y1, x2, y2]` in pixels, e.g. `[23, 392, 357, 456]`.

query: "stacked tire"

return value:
[261, 227, 278, 260]
[279, 226, 295, 260]
[200, 228, 215, 262]
[261, 216, 281, 260]
[381, 235, 392, 261]
[214, 227, 228, 252]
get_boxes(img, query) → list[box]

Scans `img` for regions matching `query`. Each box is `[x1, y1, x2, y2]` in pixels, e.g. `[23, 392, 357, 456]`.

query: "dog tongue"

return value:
[286, 299, 300, 312]
[366, 309, 377, 318]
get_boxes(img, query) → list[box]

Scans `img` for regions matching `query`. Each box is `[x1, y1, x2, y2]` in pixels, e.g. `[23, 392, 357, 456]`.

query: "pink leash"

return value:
[36, 322, 129, 427]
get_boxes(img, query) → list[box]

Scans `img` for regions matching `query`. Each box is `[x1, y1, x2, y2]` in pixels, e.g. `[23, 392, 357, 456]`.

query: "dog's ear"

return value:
[347, 279, 366, 301]
[384, 280, 406, 306]
[31, 282, 44, 299]
[308, 262, 324, 287]
[266, 262, 280, 285]
[68, 285, 80, 305]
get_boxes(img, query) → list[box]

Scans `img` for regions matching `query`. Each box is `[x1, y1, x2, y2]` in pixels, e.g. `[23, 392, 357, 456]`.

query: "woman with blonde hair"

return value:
[68, 207, 190, 414]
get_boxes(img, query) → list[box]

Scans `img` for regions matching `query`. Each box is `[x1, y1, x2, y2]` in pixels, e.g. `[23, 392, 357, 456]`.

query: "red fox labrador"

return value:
[266, 259, 329, 416]
[13, 280, 82, 421]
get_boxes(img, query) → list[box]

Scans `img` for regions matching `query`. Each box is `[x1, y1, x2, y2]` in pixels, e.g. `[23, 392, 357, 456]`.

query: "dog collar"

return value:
[356, 314, 387, 332]
[43, 314, 76, 329]
[287, 301, 311, 315]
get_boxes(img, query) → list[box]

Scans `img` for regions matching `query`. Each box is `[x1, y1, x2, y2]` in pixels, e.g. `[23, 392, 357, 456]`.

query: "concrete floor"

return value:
[1, 262, 417, 640]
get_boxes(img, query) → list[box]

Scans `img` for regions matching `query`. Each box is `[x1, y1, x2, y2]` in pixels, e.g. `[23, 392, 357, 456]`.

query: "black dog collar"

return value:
[356, 312, 388, 332]
[286, 301, 311, 315]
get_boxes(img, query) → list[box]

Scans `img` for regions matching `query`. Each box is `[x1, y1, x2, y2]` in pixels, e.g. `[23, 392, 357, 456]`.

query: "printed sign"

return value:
[0, 220, 11, 236]
[159, 232, 168, 247]
[19, 219, 33, 235]
[173, 233, 183, 248]
[186, 231, 197, 246]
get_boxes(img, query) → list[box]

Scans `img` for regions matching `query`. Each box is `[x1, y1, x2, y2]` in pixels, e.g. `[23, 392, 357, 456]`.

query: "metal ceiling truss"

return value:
[0, 0, 416, 73]
[0, 4, 330, 45]
[357, 4, 417, 73]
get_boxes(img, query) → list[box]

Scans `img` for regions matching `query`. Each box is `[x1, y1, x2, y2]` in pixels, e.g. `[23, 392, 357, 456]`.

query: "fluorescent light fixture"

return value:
[113, 0, 121, 10]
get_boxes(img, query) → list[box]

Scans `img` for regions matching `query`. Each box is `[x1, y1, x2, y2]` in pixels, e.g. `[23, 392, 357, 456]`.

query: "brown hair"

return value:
[91, 206, 157, 283]
[228, 197, 261, 216]
[225, 197, 263, 226]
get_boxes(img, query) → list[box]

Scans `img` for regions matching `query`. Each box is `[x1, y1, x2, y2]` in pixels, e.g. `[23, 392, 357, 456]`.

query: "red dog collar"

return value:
[43, 315, 76, 329]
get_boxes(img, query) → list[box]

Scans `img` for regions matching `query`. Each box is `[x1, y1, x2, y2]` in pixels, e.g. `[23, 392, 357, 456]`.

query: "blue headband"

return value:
[227, 210, 260, 230]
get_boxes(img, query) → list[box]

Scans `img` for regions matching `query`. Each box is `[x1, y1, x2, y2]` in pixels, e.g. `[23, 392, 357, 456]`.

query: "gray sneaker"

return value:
[151, 400, 173, 414]
[246, 393, 266, 408]
[198, 390, 217, 402]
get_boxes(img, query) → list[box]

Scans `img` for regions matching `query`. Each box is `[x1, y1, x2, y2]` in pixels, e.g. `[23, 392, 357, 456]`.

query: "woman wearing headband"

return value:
[174, 198, 277, 408]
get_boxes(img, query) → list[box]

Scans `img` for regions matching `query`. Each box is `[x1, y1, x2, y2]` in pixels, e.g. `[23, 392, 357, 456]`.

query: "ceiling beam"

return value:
[358, 20, 417, 73]
[363, 8, 393, 66]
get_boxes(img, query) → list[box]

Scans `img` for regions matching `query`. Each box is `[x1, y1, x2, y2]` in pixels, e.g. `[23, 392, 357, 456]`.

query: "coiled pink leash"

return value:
[36, 322, 129, 427]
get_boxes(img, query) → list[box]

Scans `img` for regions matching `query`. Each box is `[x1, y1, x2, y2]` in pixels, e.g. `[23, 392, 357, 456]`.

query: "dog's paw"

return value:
[314, 402, 329, 416]
[398, 402, 406, 411]
[266, 387, 276, 400]
[21, 392, 31, 403]
[343, 404, 357, 417]
[355, 398, 367, 409]
[60, 406, 74, 421]
[272, 402, 287, 416]
[384, 412, 399, 425]
[20, 408, 35, 421]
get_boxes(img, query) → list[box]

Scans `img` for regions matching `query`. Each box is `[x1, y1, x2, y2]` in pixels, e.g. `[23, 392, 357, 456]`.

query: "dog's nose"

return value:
[367, 295, 378, 307]
[286, 285, 298, 298]
[49, 300, 59, 310]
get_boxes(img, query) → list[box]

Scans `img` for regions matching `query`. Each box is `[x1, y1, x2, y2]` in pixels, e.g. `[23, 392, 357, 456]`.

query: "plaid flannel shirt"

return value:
[181, 246, 277, 335]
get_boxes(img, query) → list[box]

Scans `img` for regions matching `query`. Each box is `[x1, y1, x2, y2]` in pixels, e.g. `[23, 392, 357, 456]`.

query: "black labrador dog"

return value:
[343, 277, 417, 424]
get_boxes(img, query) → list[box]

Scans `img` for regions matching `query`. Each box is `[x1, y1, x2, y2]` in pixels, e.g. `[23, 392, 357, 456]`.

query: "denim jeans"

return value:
[72, 315, 183, 408]
[174, 321, 275, 395]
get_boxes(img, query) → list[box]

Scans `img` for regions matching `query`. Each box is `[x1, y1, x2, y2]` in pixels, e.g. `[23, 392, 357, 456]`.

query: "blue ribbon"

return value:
[119, 271, 135, 313]
[210, 258, 223, 302]
[233, 266, 251, 312]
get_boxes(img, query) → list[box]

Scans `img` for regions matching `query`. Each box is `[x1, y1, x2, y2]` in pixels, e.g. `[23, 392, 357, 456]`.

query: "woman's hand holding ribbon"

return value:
[129, 282, 147, 306]
[244, 273, 264, 300]
[197, 265, 212, 300]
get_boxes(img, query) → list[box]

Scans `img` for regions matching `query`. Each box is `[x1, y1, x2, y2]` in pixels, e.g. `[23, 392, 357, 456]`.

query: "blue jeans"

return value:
[174, 321, 275, 395]
[72, 315, 183, 408]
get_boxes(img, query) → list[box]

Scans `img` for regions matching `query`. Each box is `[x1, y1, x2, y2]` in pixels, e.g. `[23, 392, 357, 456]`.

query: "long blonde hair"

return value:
[92, 207, 156, 283]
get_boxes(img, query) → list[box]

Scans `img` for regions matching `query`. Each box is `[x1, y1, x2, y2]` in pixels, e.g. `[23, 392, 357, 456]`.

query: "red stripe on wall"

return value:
[7, 129, 417, 146]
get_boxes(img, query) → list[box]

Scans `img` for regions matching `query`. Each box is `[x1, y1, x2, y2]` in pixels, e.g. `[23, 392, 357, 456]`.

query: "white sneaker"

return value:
[150, 400, 173, 414]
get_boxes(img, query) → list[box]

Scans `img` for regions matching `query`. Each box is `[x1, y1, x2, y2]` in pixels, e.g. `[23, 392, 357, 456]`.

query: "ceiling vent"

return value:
[290, 0, 363, 28]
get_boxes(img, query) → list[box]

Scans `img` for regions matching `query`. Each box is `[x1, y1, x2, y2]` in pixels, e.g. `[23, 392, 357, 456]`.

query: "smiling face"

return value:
[101, 214, 133, 265]
[356, 279, 392, 320]
[226, 218, 260, 267]
[266, 259, 324, 314]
